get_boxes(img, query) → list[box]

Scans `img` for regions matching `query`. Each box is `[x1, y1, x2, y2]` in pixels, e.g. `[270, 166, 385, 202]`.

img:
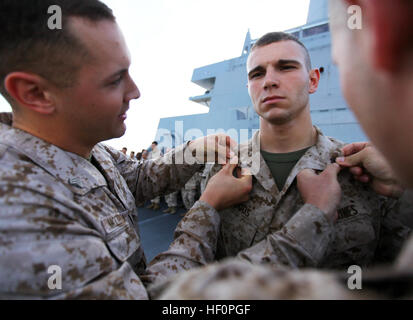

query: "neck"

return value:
[259, 110, 316, 153]
[12, 116, 94, 159]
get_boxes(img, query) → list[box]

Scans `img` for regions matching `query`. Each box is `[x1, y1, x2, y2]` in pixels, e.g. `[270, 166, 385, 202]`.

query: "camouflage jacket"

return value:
[200, 128, 411, 270]
[153, 192, 413, 300]
[0, 115, 207, 299]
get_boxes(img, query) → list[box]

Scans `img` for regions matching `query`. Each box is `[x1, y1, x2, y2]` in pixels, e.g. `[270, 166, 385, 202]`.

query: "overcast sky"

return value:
[0, 0, 310, 152]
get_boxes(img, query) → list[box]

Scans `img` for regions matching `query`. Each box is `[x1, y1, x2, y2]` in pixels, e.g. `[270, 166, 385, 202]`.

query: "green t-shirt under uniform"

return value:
[261, 146, 311, 191]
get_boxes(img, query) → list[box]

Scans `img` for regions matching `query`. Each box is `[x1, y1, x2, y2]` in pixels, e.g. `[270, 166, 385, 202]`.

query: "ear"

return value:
[4, 72, 56, 115]
[308, 68, 320, 94]
[346, 0, 413, 72]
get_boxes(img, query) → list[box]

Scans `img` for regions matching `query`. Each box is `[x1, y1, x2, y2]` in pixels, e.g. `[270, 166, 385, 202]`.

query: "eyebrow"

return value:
[105, 68, 128, 82]
[248, 59, 302, 78]
[248, 65, 265, 78]
[277, 59, 301, 66]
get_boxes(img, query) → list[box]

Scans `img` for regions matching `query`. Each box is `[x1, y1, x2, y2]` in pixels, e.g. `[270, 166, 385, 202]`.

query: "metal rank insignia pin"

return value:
[68, 178, 82, 188]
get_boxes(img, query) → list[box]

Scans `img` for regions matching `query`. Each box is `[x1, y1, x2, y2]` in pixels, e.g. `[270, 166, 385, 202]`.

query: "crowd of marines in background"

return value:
[120, 142, 203, 215]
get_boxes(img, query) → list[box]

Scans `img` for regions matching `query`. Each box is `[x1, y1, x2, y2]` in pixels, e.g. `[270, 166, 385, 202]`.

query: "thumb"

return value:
[297, 168, 317, 180]
[341, 142, 369, 157]
[324, 163, 341, 177]
[238, 167, 252, 180]
[223, 158, 238, 174]
[336, 150, 365, 167]
[238, 169, 252, 187]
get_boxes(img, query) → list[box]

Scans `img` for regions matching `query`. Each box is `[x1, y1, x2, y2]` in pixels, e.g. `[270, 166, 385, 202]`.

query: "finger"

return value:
[349, 166, 363, 176]
[217, 135, 236, 159]
[213, 135, 232, 162]
[229, 154, 239, 164]
[205, 136, 216, 162]
[356, 174, 370, 183]
[215, 137, 229, 164]
[371, 180, 404, 198]
[225, 136, 231, 159]
[217, 153, 228, 165]
[215, 134, 226, 148]
[229, 139, 238, 157]
[341, 142, 370, 157]
[336, 149, 366, 167]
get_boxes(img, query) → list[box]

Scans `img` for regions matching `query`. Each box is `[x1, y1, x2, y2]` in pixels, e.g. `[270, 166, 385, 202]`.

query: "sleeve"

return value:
[0, 187, 148, 300]
[374, 190, 413, 264]
[102, 143, 204, 205]
[236, 203, 334, 269]
[141, 200, 221, 290]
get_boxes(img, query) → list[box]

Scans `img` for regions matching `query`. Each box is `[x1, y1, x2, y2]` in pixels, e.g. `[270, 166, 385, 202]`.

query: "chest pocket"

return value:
[219, 213, 258, 258]
[100, 209, 141, 262]
[322, 213, 378, 268]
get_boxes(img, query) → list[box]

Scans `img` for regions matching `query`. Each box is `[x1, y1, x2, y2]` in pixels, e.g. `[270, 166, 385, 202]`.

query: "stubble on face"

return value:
[55, 18, 136, 145]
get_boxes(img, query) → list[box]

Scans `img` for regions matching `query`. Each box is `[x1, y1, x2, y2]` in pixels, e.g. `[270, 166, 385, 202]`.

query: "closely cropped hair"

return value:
[0, 0, 115, 103]
[252, 32, 312, 70]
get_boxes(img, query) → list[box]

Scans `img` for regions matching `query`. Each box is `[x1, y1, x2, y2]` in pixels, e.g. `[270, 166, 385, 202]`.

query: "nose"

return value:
[263, 69, 280, 90]
[124, 74, 140, 102]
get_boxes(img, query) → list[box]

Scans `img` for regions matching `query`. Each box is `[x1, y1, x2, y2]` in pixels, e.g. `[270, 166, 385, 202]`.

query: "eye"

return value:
[280, 65, 295, 70]
[110, 77, 122, 86]
[249, 72, 263, 79]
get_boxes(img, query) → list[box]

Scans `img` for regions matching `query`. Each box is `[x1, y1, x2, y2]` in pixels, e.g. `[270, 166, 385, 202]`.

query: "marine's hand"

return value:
[336, 142, 404, 198]
[297, 163, 342, 222]
[200, 160, 252, 211]
[188, 134, 237, 164]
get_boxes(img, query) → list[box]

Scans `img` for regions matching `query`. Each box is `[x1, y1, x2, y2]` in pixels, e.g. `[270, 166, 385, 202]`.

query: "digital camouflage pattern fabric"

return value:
[181, 172, 201, 210]
[153, 193, 413, 300]
[200, 128, 411, 269]
[0, 113, 212, 299]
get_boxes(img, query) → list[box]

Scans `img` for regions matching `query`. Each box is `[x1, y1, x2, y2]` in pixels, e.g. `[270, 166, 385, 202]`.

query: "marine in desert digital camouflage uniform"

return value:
[0, 115, 201, 299]
[181, 172, 202, 211]
[0, 0, 252, 299]
[198, 32, 410, 271]
[163, 191, 179, 214]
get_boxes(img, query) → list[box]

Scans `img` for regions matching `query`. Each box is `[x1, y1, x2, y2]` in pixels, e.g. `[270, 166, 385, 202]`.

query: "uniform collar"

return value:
[0, 123, 107, 195]
[238, 126, 343, 195]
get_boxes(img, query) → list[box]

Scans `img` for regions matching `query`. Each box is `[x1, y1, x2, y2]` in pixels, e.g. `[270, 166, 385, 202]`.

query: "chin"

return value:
[102, 125, 126, 142]
[117, 122, 127, 136]
[115, 128, 127, 139]
[265, 112, 292, 125]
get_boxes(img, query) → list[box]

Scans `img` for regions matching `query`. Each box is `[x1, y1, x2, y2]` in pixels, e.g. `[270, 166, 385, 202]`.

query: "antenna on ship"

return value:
[241, 29, 252, 56]
[306, 0, 328, 24]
